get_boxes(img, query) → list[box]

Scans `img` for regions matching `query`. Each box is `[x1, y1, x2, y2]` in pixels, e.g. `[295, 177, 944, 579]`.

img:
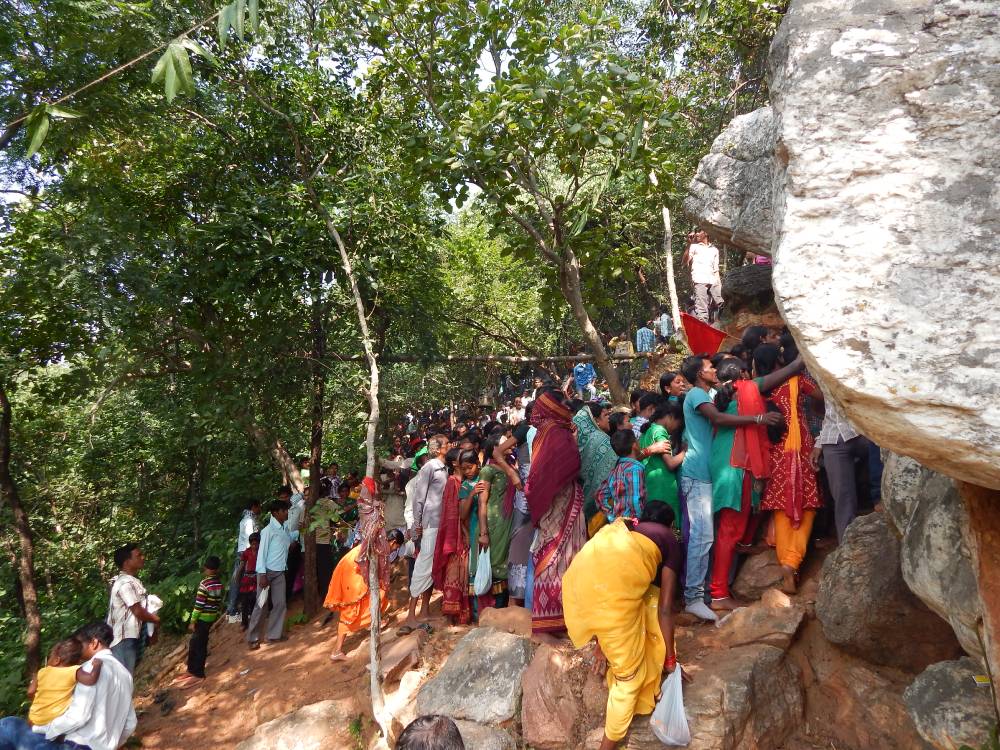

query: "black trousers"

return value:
[285, 541, 302, 593]
[186, 619, 211, 678]
[316, 543, 334, 597]
[239, 591, 255, 629]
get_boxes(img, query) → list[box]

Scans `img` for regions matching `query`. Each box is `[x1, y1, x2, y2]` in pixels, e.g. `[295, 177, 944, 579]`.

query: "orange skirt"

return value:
[324, 545, 388, 636]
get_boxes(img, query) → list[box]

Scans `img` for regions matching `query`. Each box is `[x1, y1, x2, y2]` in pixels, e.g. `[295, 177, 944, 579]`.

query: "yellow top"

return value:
[28, 665, 78, 726]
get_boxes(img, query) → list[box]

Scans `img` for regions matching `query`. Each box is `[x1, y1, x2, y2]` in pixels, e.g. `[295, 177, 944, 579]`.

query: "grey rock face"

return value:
[904, 657, 995, 750]
[882, 452, 984, 657]
[236, 700, 349, 750]
[817, 513, 961, 671]
[768, 0, 1000, 489]
[683, 106, 777, 255]
[624, 644, 803, 750]
[453, 720, 517, 750]
[415, 627, 533, 725]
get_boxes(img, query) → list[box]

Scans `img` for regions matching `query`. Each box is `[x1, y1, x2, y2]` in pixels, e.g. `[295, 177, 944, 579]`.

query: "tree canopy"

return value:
[0, 0, 783, 713]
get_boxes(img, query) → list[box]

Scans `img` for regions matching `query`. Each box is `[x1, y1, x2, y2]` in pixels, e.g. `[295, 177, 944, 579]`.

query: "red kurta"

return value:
[760, 375, 821, 525]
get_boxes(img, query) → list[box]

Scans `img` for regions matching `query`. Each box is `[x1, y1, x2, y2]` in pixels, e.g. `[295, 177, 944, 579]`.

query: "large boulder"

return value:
[683, 106, 777, 255]
[720, 264, 774, 315]
[415, 627, 533, 725]
[520, 644, 584, 750]
[904, 657, 995, 750]
[732, 549, 784, 601]
[716, 594, 806, 652]
[453, 720, 517, 750]
[882, 453, 984, 656]
[625, 644, 804, 750]
[236, 699, 356, 750]
[817, 513, 961, 671]
[768, 0, 1000, 490]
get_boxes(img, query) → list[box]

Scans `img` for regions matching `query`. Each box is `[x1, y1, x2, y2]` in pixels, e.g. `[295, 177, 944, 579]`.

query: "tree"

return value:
[360, 0, 679, 402]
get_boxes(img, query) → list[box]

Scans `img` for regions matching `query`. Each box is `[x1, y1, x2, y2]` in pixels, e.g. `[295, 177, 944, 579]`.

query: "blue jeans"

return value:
[226, 551, 242, 615]
[111, 638, 140, 675]
[681, 477, 714, 605]
[0, 717, 83, 750]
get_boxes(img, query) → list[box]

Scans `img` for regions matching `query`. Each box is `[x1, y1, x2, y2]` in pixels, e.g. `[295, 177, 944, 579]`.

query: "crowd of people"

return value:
[1, 312, 884, 750]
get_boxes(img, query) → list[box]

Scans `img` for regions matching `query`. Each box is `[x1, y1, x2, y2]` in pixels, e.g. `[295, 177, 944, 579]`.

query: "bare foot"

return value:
[779, 565, 798, 594]
[710, 597, 742, 612]
[329, 652, 347, 662]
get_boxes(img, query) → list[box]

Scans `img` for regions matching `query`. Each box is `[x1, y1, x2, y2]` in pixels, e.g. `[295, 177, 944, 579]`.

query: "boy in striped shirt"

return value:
[175, 555, 223, 688]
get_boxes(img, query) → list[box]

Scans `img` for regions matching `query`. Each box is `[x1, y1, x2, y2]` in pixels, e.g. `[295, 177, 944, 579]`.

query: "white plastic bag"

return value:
[474, 548, 492, 596]
[649, 666, 690, 746]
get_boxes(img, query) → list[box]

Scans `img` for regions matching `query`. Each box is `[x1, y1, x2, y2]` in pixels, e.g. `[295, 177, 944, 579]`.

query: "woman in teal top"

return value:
[639, 400, 686, 521]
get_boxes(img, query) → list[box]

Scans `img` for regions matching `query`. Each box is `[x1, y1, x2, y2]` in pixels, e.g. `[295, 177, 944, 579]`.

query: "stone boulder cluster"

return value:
[683, 0, 998, 747]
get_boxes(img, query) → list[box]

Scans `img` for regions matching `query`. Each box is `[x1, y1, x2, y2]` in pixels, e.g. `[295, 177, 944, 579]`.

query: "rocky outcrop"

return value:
[684, 106, 777, 255]
[453, 720, 517, 750]
[236, 699, 355, 750]
[479, 605, 533, 638]
[904, 657, 995, 750]
[732, 549, 784, 601]
[768, 0, 1000, 490]
[521, 644, 585, 750]
[882, 453, 984, 656]
[415, 627, 533, 725]
[720, 264, 774, 314]
[716, 592, 806, 651]
[817, 513, 962, 671]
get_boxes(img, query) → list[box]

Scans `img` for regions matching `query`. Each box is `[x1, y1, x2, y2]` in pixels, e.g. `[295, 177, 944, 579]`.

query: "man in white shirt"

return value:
[684, 230, 723, 323]
[226, 500, 261, 622]
[812, 385, 870, 542]
[107, 544, 160, 675]
[0, 621, 136, 750]
[402, 435, 450, 630]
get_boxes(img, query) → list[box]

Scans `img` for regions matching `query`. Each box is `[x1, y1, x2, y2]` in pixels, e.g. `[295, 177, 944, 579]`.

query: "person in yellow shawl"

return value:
[563, 503, 683, 749]
[325, 527, 404, 661]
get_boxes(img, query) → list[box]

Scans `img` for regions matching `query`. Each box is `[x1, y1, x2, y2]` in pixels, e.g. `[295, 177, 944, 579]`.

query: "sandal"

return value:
[396, 625, 415, 636]
[416, 622, 434, 634]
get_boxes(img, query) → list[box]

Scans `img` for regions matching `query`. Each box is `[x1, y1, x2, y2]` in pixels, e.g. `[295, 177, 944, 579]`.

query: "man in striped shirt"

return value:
[175, 555, 223, 688]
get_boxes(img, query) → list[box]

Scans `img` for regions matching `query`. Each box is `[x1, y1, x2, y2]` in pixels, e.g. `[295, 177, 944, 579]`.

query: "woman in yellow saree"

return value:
[563, 503, 682, 749]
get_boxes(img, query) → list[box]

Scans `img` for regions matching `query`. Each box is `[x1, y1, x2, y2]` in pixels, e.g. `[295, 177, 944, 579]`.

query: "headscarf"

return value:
[524, 392, 581, 524]
[572, 405, 617, 511]
[731, 380, 772, 479]
[355, 476, 390, 590]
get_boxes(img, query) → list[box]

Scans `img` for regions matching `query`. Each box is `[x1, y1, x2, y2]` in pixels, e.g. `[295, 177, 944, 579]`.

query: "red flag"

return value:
[681, 312, 727, 355]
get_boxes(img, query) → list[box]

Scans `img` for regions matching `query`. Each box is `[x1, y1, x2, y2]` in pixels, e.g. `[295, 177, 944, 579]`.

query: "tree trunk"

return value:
[245, 421, 304, 493]
[306, 184, 386, 735]
[303, 270, 327, 618]
[0, 384, 42, 681]
[557, 246, 629, 404]
[649, 172, 682, 333]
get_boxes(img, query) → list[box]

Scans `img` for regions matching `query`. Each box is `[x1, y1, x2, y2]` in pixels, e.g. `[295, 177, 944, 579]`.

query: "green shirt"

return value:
[640, 423, 679, 519]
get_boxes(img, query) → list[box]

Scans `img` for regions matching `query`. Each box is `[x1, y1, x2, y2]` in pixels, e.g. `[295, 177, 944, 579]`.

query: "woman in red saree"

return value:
[525, 389, 587, 636]
[432, 451, 472, 625]
[755, 344, 824, 593]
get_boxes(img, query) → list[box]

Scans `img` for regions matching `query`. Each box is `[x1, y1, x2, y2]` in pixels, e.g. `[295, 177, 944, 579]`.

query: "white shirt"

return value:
[42, 649, 137, 750]
[236, 509, 259, 553]
[509, 407, 525, 425]
[107, 573, 147, 647]
[689, 242, 720, 285]
[285, 492, 306, 542]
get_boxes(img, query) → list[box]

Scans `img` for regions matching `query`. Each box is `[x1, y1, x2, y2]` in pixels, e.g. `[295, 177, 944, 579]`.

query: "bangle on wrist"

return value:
[665, 654, 677, 669]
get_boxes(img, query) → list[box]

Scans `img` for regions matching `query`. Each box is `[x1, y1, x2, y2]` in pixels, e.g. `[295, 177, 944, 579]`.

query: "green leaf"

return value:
[218, 3, 233, 49]
[570, 206, 589, 236]
[170, 43, 195, 96]
[597, 133, 613, 147]
[164, 51, 179, 102]
[179, 37, 218, 65]
[234, 0, 246, 41]
[45, 105, 83, 120]
[151, 48, 171, 84]
[248, 0, 259, 33]
[25, 108, 49, 157]
[629, 115, 643, 158]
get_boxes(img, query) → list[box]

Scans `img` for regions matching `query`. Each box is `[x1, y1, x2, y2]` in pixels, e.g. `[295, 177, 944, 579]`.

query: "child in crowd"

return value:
[238, 533, 261, 630]
[27, 638, 102, 726]
[175, 555, 223, 689]
[639, 400, 686, 524]
[597, 429, 647, 523]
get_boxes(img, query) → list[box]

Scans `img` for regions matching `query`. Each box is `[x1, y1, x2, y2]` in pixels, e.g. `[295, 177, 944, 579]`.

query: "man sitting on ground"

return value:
[0, 621, 137, 750]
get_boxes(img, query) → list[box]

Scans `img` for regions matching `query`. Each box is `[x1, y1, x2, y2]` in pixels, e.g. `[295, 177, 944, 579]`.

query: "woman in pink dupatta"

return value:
[525, 389, 587, 635]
